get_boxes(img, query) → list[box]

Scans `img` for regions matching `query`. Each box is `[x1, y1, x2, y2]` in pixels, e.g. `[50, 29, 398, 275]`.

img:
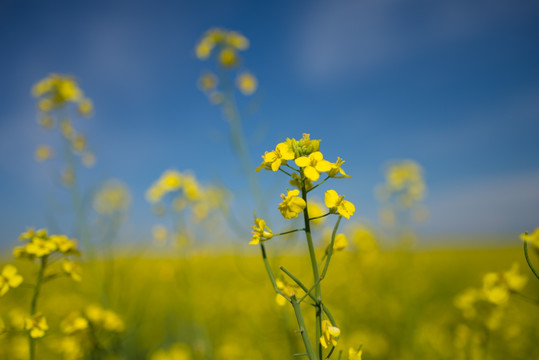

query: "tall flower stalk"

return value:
[251, 134, 355, 359]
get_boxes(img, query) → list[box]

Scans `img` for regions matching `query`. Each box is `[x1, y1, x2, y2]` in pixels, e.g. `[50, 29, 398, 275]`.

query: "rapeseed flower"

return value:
[257, 142, 295, 172]
[286, 133, 321, 158]
[295, 151, 332, 181]
[0, 265, 23, 296]
[250, 218, 273, 245]
[349, 347, 363, 360]
[93, 180, 132, 215]
[35, 145, 54, 162]
[333, 234, 348, 251]
[25, 313, 48, 338]
[50, 235, 78, 254]
[60, 312, 89, 334]
[320, 320, 340, 348]
[328, 157, 350, 178]
[482, 263, 527, 305]
[520, 228, 539, 248]
[198, 72, 218, 92]
[278, 189, 306, 219]
[325, 189, 355, 219]
[61, 259, 82, 282]
[25, 237, 57, 257]
[236, 72, 257, 95]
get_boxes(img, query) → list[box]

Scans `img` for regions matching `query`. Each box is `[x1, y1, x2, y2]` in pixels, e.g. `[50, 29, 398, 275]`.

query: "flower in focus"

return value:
[250, 218, 273, 245]
[257, 142, 295, 172]
[236, 72, 257, 95]
[320, 320, 340, 348]
[286, 133, 321, 158]
[520, 228, 539, 248]
[35, 145, 54, 162]
[278, 189, 306, 219]
[295, 151, 332, 181]
[325, 189, 355, 219]
[328, 157, 350, 178]
[25, 313, 48, 338]
[0, 265, 23, 296]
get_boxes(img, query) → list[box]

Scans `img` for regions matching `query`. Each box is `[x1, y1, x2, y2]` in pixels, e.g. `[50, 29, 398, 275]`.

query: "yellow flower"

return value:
[50, 235, 78, 254]
[78, 98, 93, 116]
[196, 38, 215, 59]
[324, 190, 355, 219]
[332, 234, 348, 251]
[61, 259, 82, 282]
[198, 72, 218, 92]
[250, 218, 273, 245]
[349, 347, 363, 360]
[0, 265, 23, 296]
[25, 237, 57, 257]
[226, 31, 249, 50]
[60, 312, 89, 334]
[275, 278, 297, 306]
[520, 228, 539, 248]
[236, 72, 257, 95]
[71, 134, 86, 153]
[25, 313, 48, 338]
[257, 142, 295, 172]
[93, 180, 131, 215]
[35, 145, 54, 162]
[278, 189, 306, 219]
[159, 170, 183, 192]
[295, 151, 332, 181]
[289, 172, 313, 191]
[102, 310, 125, 332]
[328, 157, 350, 178]
[218, 47, 238, 68]
[286, 133, 321, 158]
[482, 263, 527, 305]
[320, 320, 340, 348]
[19, 227, 35, 241]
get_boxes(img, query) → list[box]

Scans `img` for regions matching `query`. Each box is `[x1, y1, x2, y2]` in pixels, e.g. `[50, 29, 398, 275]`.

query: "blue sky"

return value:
[1, 0, 539, 245]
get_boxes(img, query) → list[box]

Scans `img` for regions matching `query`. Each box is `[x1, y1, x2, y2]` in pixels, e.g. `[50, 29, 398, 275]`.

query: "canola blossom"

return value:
[325, 189, 356, 219]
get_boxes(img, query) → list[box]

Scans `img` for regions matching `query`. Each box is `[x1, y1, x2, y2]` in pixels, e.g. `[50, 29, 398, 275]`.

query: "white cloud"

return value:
[424, 171, 539, 234]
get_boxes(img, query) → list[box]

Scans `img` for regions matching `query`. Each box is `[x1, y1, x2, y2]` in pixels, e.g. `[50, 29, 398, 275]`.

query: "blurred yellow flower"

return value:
[236, 72, 257, 95]
[250, 218, 273, 245]
[320, 320, 340, 348]
[325, 189, 355, 219]
[93, 180, 131, 215]
[35, 145, 53, 162]
[61, 259, 82, 282]
[198, 72, 218, 92]
[333, 234, 348, 251]
[349, 347, 363, 360]
[60, 312, 89, 334]
[25, 237, 57, 257]
[0, 265, 23, 296]
[482, 263, 527, 305]
[278, 189, 306, 219]
[218, 48, 238, 68]
[520, 228, 539, 248]
[307, 201, 325, 225]
[295, 151, 332, 181]
[25, 313, 48, 338]
[50, 234, 78, 254]
[151, 343, 192, 360]
[226, 31, 249, 50]
[78, 98, 93, 116]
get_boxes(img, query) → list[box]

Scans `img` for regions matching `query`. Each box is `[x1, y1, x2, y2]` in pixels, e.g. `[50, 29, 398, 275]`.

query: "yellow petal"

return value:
[295, 156, 310, 167]
[324, 190, 339, 208]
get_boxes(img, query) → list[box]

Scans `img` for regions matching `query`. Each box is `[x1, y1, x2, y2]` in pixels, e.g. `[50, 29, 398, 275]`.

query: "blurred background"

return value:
[1, 0, 539, 245]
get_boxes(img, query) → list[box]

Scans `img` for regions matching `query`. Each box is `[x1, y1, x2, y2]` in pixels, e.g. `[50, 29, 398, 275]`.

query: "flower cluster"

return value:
[520, 228, 539, 248]
[14, 228, 80, 259]
[0, 265, 23, 297]
[454, 263, 528, 330]
[93, 179, 132, 216]
[32, 74, 96, 179]
[377, 160, 426, 209]
[196, 28, 258, 101]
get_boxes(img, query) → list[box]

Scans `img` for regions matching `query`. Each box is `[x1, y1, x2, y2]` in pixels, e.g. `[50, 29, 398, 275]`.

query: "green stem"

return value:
[291, 295, 317, 360]
[308, 176, 331, 193]
[301, 176, 322, 360]
[274, 228, 306, 237]
[29, 256, 47, 360]
[309, 213, 331, 222]
[523, 241, 539, 281]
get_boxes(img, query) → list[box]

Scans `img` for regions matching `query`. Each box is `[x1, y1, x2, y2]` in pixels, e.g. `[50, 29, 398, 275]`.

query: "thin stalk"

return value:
[308, 176, 330, 193]
[309, 213, 331, 222]
[301, 175, 323, 360]
[291, 295, 317, 360]
[274, 228, 306, 237]
[523, 241, 539, 281]
[29, 256, 47, 360]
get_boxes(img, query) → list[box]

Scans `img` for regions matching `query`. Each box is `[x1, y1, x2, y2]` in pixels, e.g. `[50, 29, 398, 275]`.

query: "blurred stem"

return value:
[523, 241, 539, 281]
[29, 256, 47, 360]
[301, 174, 322, 360]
